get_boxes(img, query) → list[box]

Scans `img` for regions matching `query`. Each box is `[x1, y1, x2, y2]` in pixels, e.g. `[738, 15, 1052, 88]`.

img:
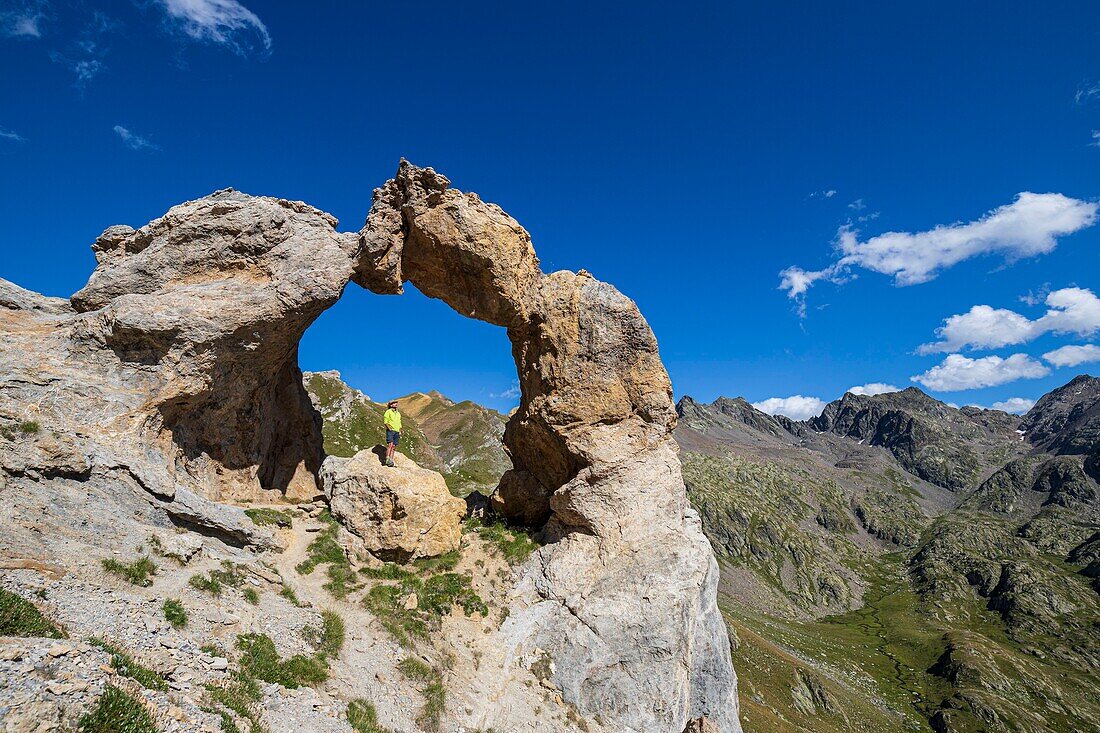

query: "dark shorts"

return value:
[386, 429, 401, 446]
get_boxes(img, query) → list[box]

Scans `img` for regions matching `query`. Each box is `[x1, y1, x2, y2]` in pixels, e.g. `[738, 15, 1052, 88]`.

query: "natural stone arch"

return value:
[57, 161, 740, 732]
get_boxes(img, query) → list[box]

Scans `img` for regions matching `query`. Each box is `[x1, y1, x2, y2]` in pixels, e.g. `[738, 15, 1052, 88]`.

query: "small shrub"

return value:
[300, 610, 345, 660]
[242, 587, 259, 605]
[463, 517, 538, 565]
[189, 573, 223, 597]
[90, 638, 168, 691]
[398, 658, 445, 732]
[412, 550, 461, 574]
[0, 588, 66, 638]
[279, 585, 302, 606]
[163, 598, 187, 629]
[204, 672, 264, 733]
[79, 684, 156, 733]
[347, 698, 391, 733]
[236, 633, 328, 688]
[18, 420, 40, 434]
[102, 556, 156, 587]
[244, 508, 293, 528]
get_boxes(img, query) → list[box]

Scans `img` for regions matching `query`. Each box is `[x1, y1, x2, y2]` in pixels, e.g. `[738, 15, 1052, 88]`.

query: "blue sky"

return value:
[1, 1, 1098, 417]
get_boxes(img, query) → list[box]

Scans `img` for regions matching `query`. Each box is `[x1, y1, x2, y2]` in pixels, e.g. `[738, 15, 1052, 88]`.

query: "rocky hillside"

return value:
[303, 371, 509, 497]
[678, 378, 1100, 733]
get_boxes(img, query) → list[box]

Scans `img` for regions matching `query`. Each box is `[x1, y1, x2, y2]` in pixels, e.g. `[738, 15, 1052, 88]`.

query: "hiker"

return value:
[383, 400, 401, 467]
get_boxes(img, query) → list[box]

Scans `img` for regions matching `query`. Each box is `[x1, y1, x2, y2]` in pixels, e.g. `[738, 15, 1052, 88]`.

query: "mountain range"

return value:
[677, 375, 1099, 733]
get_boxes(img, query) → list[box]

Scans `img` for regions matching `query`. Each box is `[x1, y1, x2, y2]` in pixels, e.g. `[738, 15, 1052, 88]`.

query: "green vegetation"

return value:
[237, 633, 329, 688]
[0, 587, 66, 638]
[279, 585, 302, 606]
[18, 420, 40, 434]
[295, 510, 363, 599]
[204, 672, 265, 733]
[242, 587, 259, 605]
[347, 699, 391, 733]
[101, 556, 157, 587]
[362, 569, 488, 647]
[90, 638, 168, 691]
[244, 508, 293, 528]
[236, 610, 344, 689]
[163, 598, 187, 628]
[189, 561, 247, 597]
[398, 657, 446, 732]
[463, 517, 538, 565]
[412, 550, 461, 574]
[78, 684, 156, 733]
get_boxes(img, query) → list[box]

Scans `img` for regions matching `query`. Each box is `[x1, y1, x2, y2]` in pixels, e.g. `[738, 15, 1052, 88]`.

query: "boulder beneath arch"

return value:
[0, 162, 741, 733]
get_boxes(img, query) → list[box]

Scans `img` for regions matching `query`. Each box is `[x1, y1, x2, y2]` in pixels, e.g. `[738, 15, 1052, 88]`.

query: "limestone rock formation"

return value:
[321, 449, 466, 561]
[0, 161, 741, 733]
[356, 162, 739, 733]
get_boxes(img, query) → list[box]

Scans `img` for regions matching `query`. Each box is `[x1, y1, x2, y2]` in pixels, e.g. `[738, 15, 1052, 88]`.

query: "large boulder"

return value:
[321, 449, 466, 561]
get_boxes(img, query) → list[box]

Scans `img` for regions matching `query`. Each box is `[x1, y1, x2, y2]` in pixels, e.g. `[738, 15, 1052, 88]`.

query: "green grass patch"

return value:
[361, 570, 487, 647]
[163, 598, 187, 629]
[463, 517, 538, 565]
[189, 561, 247, 597]
[242, 587, 259, 605]
[412, 550, 461, 574]
[90, 638, 168, 691]
[0, 588, 66, 638]
[398, 658, 445, 732]
[323, 563, 361, 599]
[279, 585, 302, 606]
[204, 672, 265, 733]
[359, 563, 416, 581]
[302, 610, 345, 660]
[237, 633, 328, 689]
[347, 698, 391, 733]
[18, 420, 40, 434]
[78, 684, 156, 733]
[101, 556, 157, 587]
[244, 508, 293, 528]
[295, 512, 346, 576]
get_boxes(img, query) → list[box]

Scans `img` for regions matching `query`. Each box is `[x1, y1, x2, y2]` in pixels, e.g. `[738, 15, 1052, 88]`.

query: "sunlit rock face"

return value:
[0, 162, 740, 733]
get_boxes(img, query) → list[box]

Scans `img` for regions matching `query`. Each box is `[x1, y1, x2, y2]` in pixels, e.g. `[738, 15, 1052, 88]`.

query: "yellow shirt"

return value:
[383, 408, 402, 432]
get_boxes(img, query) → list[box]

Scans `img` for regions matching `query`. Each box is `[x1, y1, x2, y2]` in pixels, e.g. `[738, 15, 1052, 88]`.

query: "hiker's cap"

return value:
[387, 400, 398, 407]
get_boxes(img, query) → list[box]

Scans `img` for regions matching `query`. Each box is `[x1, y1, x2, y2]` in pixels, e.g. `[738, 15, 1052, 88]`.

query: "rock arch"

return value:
[50, 161, 740, 732]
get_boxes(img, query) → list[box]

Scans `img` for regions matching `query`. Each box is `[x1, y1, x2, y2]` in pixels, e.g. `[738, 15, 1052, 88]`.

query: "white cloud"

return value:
[990, 397, 1035, 414]
[1076, 81, 1100, 105]
[1042, 343, 1100, 368]
[847, 382, 900, 396]
[1091, 131, 1100, 147]
[848, 198, 866, 211]
[157, 0, 271, 55]
[919, 287, 1100, 354]
[0, 127, 25, 142]
[911, 353, 1049, 392]
[1, 1, 47, 37]
[781, 193, 1098, 309]
[752, 395, 826, 421]
[490, 380, 520, 400]
[113, 125, 158, 151]
[49, 11, 116, 88]
[809, 189, 837, 199]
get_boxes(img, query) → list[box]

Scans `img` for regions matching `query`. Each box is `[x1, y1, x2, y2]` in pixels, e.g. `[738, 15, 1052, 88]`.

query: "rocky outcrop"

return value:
[1021, 374, 1100, 455]
[321, 449, 466, 561]
[810, 387, 1022, 492]
[355, 162, 738, 733]
[0, 161, 739, 733]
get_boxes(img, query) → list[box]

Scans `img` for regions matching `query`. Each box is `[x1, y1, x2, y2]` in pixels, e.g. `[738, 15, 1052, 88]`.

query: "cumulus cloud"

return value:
[847, 383, 900, 396]
[1, 1, 48, 37]
[752, 395, 826, 421]
[1042, 343, 1100, 368]
[911, 354, 1049, 392]
[780, 193, 1098, 311]
[113, 125, 158, 151]
[918, 287, 1100, 354]
[157, 0, 271, 55]
[990, 397, 1036, 414]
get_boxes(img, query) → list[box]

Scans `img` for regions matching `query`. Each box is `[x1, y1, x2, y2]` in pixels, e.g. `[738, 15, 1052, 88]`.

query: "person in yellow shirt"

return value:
[383, 400, 402, 467]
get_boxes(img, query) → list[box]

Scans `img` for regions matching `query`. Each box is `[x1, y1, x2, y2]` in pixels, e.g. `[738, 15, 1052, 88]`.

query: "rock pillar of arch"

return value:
[355, 161, 739, 733]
